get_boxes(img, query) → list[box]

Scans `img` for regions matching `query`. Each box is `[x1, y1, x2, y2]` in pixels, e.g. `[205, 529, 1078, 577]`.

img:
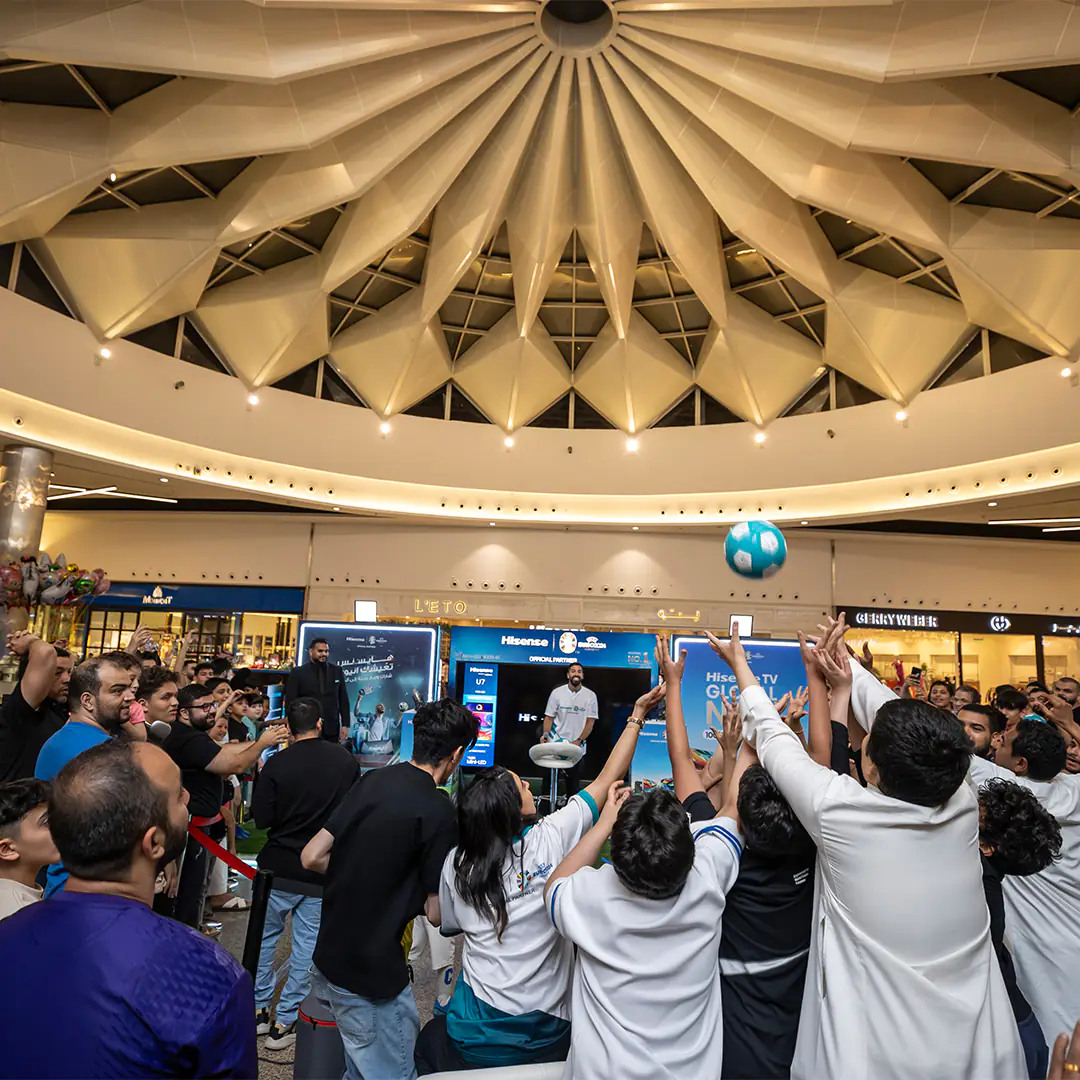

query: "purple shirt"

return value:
[0, 891, 257, 1078]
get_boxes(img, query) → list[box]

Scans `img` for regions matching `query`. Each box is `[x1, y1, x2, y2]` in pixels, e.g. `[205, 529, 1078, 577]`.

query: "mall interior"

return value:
[4, 2, 1080, 1078]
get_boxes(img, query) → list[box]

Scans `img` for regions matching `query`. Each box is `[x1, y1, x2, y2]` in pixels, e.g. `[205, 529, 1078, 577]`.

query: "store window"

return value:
[844, 629, 959, 689]
[961, 635, 1037, 697]
[1043, 638, 1080, 685]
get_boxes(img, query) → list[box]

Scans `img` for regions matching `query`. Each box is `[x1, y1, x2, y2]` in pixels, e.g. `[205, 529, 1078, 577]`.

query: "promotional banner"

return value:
[631, 638, 807, 789]
[296, 622, 439, 768]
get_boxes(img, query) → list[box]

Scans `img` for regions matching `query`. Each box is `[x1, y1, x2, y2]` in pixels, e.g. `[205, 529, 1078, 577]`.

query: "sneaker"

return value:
[265, 1022, 296, 1050]
[255, 1009, 271, 1036]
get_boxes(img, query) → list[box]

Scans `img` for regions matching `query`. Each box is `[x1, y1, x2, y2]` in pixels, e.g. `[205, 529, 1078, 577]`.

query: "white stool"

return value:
[528, 742, 584, 814]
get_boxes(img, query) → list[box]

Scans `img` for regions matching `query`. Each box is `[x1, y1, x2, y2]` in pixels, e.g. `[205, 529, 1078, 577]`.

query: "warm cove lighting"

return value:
[989, 517, 1080, 525]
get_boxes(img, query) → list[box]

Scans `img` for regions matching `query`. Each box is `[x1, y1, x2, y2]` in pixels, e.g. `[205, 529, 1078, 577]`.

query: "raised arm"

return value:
[545, 781, 628, 900]
[6, 632, 58, 710]
[581, 679, 657, 806]
[206, 724, 289, 776]
[706, 628, 836, 836]
[654, 636, 702, 802]
[849, 655, 897, 733]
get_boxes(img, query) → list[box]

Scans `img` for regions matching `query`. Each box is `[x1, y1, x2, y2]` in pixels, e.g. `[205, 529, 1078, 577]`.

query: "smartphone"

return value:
[910, 666, 922, 680]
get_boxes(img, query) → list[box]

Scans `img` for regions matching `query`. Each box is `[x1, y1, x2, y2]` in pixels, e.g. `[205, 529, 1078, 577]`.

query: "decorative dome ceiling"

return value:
[3, 0, 1080, 435]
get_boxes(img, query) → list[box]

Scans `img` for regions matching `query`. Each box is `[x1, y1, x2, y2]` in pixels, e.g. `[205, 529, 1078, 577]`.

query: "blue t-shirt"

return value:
[0, 892, 257, 1078]
[34, 721, 111, 896]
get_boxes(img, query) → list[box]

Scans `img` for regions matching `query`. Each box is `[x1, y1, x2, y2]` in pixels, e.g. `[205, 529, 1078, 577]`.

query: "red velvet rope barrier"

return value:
[187, 822, 257, 880]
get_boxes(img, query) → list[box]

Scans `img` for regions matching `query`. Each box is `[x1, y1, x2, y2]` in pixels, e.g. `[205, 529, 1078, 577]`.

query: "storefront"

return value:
[840, 606, 1080, 695]
[73, 583, 305, 668]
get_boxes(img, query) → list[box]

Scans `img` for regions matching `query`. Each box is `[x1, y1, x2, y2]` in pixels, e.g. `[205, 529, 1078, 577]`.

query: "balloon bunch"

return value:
[0, 552, 110, 610]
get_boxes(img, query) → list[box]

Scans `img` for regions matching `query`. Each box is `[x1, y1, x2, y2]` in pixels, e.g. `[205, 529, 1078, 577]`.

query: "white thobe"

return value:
[742, 679, 1026, 1080]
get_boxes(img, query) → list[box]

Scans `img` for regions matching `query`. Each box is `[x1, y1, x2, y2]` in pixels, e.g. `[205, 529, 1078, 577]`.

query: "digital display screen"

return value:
[461, 663, 497, 768]
[265, 683, 284, 725]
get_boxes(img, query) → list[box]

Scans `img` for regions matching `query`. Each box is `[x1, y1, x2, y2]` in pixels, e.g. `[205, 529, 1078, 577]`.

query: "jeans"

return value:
[312, 967, 419, 1080]
[253, 889, 322, 1028]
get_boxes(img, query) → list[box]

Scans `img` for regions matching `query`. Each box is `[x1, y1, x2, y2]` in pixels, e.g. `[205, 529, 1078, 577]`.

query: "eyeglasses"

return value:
[188, 702, 216, 713]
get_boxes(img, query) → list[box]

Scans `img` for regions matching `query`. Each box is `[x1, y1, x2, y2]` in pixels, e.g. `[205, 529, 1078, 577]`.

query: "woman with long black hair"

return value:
[413, 681, 665, 1075]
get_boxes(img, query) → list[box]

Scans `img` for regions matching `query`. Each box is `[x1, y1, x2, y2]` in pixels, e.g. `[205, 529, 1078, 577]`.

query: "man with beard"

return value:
[957, 703, 1006, 759]
[35, 656, 138, 896]
[285, 638, 350, 743]
[542, 663, 599, 799]
[164, 683, 287, 927]
[0, 631, 72, 783]
[0, 739, 257, 1078]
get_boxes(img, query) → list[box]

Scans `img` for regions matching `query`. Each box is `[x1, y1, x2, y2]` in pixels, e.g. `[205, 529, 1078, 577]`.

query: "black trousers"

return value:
[414, 1014, 570, 1076]
[172, 820, 226, 928]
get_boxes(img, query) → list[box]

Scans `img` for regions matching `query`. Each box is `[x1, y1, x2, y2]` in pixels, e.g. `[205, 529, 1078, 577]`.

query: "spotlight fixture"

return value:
[753, 431, 767, 444]
[379, 421, 391, 435]
[625, 437, 639, 453]
[1062, 367, 1073, 378]
[632, 526, 640, 531]
[98, 347, 111, 359]
[489, 522, 496, 527]
[247, 393, 260, 406]
[800, 520, 809, 525]
[159, 478, 169, 483]
[504, 436, 515, 448]
[987, 502, 997, 507]
[109, 172, 117, 182]
[895, 410, 908, 422]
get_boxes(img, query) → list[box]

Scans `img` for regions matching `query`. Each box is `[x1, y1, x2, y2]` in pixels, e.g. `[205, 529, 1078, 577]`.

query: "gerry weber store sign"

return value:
[844, 606, 1078, 636]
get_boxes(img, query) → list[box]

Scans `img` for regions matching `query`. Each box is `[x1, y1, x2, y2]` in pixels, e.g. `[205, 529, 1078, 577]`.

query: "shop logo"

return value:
[558, 631, 578, 654]
[576, 635, 608, 653]
[989, 615, 1012, 632]
[502, 634, 549, 647]
[142, 585, 173, 606]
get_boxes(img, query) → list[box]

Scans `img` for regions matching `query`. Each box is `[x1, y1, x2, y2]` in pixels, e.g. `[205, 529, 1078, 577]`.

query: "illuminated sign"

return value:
[989, 615, 1012, 632]
[413, 598, 469, 616]
[852, 610, 939, 629]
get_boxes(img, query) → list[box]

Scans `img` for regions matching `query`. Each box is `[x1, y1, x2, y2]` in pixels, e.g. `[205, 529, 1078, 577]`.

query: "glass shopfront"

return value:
[72, 583, 305, 669]
[842, 608, 1080, 696]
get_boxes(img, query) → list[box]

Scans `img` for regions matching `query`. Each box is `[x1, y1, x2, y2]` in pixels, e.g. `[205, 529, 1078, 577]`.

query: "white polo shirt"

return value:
[544, 684, 599, 745]
[549, 818, 743, 1080]
[441, 793, 599, 1020]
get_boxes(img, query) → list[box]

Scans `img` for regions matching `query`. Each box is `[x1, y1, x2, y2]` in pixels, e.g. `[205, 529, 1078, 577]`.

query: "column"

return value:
[0, 445, 53, 645]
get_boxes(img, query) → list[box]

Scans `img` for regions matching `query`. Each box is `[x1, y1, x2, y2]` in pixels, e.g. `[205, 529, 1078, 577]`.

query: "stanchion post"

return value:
[242, 869, 274, 982]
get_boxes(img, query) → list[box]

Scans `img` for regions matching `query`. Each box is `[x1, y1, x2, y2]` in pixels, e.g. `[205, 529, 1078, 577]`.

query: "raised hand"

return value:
[599, 780, 631, 829]
[705, 626, 747, 671]
[721, 708, 743, 756]
[860, 642, 874, 671]
[654, 634, 686, 683]
[634, 681, 667, 717]
[787, 685, 810, 723]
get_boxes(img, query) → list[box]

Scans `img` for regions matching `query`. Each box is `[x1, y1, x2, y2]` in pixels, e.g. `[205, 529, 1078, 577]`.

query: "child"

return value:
[544, 730, 743, 1078]
[0, 778, 58, 921]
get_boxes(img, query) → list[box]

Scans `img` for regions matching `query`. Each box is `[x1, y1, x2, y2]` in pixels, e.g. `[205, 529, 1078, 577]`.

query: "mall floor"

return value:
[219, 909, 458, 1080]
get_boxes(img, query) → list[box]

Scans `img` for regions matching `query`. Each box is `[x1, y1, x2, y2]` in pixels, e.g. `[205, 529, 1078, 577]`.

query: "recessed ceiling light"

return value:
[333, 507, 341, 512]
[632, 526, 639, 531]
[987, 501, 997, 507]
[753, 431, 767, 444]
[98, 347, 111, 359]
[489, 521, 496, 527]
[109, 172, 117, 182]
[1062, 367, 1073, 378]
[504, 436, 514, 448]
[625, 437, 639, 453]
[800, 520, 809, 525]
[159, 477, 169, 483]
[247, 393, 260, 406]
[379, 421, 391, 435]
[895, 410, 908, 422]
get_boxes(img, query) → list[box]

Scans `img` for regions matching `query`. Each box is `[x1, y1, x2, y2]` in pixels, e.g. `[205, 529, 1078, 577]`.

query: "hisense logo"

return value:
[142, 585, 173, 606]
[501, 634, 548, 647]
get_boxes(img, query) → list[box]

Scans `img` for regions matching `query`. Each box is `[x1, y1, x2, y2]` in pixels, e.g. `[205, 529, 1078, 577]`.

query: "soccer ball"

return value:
[724, 520, 788, 580]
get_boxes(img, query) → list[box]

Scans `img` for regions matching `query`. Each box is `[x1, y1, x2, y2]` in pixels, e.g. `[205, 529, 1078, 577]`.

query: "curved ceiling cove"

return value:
[3, 1, 1080, 524]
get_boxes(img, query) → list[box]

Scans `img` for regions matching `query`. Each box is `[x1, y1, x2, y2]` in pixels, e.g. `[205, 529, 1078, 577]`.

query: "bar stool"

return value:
[528, 741, 584, 814]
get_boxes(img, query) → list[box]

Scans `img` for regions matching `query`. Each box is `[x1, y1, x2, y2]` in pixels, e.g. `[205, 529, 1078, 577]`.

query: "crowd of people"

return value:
[1, 618, 1080, 1079]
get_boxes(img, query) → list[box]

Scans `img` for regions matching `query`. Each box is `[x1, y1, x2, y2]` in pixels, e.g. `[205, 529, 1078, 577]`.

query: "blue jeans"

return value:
[312, 967, 419, 1080]
[253, 889, 322, 1028]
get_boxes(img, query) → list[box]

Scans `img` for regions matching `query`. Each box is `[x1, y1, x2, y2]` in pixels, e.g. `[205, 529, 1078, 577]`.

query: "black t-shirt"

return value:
[162, 722, 224, 817]
[252, 738, 359, 892]
[313, 762, 456, 999]
[0, 685, 64, 783]
[227, 718, 249, 744]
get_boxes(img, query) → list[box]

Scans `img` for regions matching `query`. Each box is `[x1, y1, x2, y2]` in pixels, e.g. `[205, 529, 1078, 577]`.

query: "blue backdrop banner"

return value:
[631, 638, 807, 789]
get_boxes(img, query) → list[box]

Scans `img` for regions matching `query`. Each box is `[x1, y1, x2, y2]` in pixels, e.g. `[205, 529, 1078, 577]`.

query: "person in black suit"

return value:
[284, 639, 350, 743]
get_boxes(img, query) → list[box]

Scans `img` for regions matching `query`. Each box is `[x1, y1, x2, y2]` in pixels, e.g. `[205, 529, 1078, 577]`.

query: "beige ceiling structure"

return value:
[4, 2, 1080, 527]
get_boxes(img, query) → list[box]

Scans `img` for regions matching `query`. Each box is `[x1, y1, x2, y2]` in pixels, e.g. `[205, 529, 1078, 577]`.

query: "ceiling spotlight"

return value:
[504, 435, 515, 448]
[489, 521, 496, 527]
[800, 520, 809, 525]
[895, 410, 908, 422]
[109, 172, 116, 183]
[1062, 367, 1073, 378]
[246, 393, 260, 406]
[333, 507, 341, 512]
[753, 431, 767, 444]
[98, 346, 111, 359]
[632, 526, 640, 531]
[625, 437, 639, 453]
[987, 501, 998, 507]
[158, 477, 169, 483]
[379, 421, 391, 435]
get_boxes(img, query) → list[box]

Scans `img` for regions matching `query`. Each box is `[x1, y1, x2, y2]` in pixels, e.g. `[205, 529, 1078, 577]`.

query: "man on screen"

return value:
[542, 663, 599, 798]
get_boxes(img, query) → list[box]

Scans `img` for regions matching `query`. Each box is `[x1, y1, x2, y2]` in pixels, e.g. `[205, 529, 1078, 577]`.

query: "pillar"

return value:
[0, 445, 53, 646]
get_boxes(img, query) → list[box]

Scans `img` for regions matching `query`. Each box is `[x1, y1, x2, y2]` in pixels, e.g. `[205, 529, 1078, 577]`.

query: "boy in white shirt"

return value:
[713, 626, 1026, 1080]
[544, 770, 742, 1078]
[0, 778, 58, 921]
